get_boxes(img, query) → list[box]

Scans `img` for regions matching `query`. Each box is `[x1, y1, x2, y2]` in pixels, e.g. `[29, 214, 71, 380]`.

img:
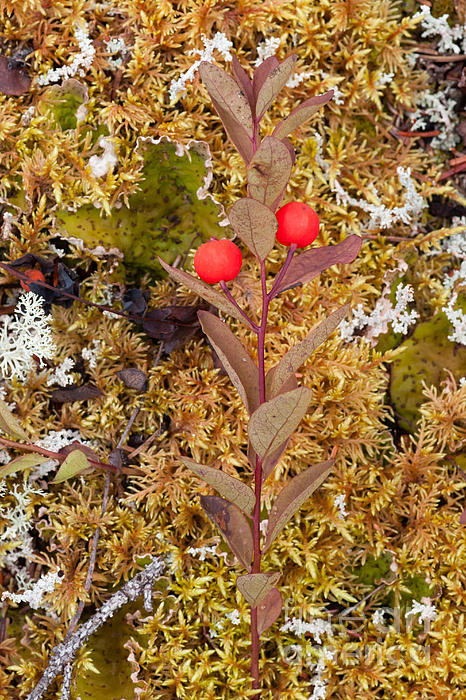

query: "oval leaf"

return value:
[263, 459, 334, 552]
[257, 587, 283, 634]
[52, 449, 91, 483]
[267, 304, 350, 397]
[228, 198, 277, 261]
[248, 387, 312, 460]
[272, 91, 335, 140]
[231, 54, 254, 110]
[0, 453, 51, 479]
[199, 62, 254, 163]
[254, 55, 297, 121]
[274, 235, 362, 295]
[200, 495, 253, 571]
[236, 572, 281, 607]
[180, 457, 255, 515]
[158, 257, 247, 325]
[247, 137, 293, 212]
[0, 397, 28, 440]
[198, 310, 260, 414]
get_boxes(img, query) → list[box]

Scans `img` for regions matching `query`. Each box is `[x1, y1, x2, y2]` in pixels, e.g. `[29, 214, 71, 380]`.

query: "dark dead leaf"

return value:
[51, 384, 103, 403]
[122, 288, 149, 316]
[0, 55, 31, 96]
[116, 368, 148, 392]
[141, 305, 202, 353]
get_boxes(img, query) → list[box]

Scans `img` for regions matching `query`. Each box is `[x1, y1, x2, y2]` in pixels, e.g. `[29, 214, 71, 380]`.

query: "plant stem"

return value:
[250, 258, 270, 693]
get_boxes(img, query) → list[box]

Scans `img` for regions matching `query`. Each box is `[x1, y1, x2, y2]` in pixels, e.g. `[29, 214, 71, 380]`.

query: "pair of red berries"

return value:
[194, 202, 319, 284]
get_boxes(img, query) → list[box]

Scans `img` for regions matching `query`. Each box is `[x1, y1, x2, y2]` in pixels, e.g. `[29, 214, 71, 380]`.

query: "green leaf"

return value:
[254, 55, 297, 121]
[272, 91, 335, 141]
[274, 235, 362, 294]
[180, 457, 255, 515]
[267, 305, 350, 397]
[158, 258, 247, 325]
[0, 453, 50, 479]
[0, 398, 28, 440]
[257, 587, 283, 634]
[228, 198, 277, 261]
[263, 460, 334, 552]
[52, 449, 92, 483]
[248, 387, 312, 461]
[198, 310, 260, 414]
[247, 137, 293, 212]
[200, 495, 253, 571]
[236, 572, 281, 607]
[199, 62, 254, 163]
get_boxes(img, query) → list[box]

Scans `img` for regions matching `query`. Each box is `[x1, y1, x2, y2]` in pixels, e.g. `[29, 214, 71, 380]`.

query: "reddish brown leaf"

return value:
[231, 54, 254, 110]
[0, 55, 31, 96]
[180, 457, 255, 515]
[272, 91, 334, 141]
[263, 460, 334, 552]
[254, 55, 297, 120]
[267, 304, 350, 396]
[460, 506, 466, 524]
[236, 572, 281, 606]
[252, 56, 279, 102]
[199, 62, 254, 163]
[228, 197, 277, 261]
[200, 495, 253, 570]
[257, 587, 283, 634]
[158, 257, 247, 325]
[248, 387, 312, 461]
[274, 235, 362, 294]
[58, 441, 99, 463]
[247, 137, 293, 212]
[198, 310, 260, 414]
[248, 373, 298, 481]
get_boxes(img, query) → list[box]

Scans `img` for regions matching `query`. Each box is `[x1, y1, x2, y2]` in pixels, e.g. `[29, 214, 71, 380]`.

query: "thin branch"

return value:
[26, 557, 165, 700]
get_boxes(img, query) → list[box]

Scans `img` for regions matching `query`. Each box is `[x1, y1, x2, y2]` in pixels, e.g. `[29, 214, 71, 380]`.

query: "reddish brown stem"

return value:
[0, 436, 144, 476]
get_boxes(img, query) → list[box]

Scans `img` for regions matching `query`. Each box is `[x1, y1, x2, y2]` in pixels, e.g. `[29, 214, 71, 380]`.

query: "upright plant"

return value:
[160, 54, 362, 694]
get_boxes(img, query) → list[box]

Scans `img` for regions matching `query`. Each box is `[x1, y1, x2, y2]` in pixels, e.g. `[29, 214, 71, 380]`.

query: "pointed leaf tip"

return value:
[257, 587, 283, 634]
[180, 457, 255, 515]
[248, 386, 312, 460]
[52, 449, 92, 483]
[228, 198, 277, 260]
[236, 572, 281, 607]
[263, 459, 334, 552]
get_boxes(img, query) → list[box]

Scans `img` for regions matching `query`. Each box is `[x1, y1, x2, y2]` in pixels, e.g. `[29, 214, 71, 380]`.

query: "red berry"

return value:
[275, 202, 319, 248]
[20, 269, 46, 291]
[194, 239, 242, 284]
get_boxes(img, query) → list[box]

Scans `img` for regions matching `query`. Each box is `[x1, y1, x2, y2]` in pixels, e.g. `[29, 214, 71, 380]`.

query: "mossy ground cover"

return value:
[0, 1, 465, 698]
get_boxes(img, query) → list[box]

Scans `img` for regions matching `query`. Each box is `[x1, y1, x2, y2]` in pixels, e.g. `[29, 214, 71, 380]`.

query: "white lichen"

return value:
[37, 23, 95, 86]
[0, 292, 56, 381]
[169, 33, 233, 101]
